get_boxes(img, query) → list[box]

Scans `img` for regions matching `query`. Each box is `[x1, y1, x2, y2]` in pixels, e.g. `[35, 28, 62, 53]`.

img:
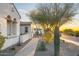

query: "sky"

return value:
[15, 3, 37, 21]
[15, 3, 79, 31]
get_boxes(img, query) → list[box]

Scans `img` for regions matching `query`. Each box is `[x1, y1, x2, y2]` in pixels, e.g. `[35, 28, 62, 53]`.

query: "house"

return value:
[20, 21, 32, 43]
[0, 3, 21, 50]
[31, 23, 44, 36]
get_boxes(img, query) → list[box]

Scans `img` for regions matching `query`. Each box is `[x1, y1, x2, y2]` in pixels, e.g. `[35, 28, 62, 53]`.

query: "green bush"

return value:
[0, 33, 5, 49]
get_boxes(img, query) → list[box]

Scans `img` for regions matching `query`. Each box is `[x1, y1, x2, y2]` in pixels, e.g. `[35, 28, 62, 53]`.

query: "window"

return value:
[25, 27, 28, 33]
[7, 22, 16, 36]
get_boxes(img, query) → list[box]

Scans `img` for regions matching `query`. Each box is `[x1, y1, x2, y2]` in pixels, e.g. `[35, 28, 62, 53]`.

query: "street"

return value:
[60, 34, 79, 56]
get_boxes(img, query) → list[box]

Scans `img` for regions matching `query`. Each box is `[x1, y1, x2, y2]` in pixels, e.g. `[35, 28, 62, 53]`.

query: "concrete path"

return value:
[15, 38, 39, 56]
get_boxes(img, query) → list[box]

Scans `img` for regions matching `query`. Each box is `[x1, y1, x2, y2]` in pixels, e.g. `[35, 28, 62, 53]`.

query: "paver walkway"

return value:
[15, 37, 39, 56]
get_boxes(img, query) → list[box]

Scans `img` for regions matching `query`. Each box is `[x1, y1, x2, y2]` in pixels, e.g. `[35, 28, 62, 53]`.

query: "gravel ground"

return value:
[35, 39, 79, 56]
[0, 38, 32, 56]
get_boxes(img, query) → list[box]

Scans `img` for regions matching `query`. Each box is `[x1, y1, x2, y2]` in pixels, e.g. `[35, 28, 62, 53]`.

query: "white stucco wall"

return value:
[20, 33, 32, 43]
[16, 19, 20, 36]
[0, 18, 20, 50]
[0, 3, 20, 20]
[0, 3, 20, 37]
[20, 26, 25, 34]
[0, 19, 20, 50]
[0, 17, 7, 36]
[0, 4, 21, 50]
[20, 25, 32, 43]
[1, 36, 19, 50]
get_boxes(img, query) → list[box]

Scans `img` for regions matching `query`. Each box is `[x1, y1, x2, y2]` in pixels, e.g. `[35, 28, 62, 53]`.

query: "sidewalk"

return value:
[15, 37, 39, 56]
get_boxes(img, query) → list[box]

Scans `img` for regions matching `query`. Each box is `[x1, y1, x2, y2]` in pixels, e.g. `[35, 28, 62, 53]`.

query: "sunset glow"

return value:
[60, 25, 79, 32]
[60, 19, 79, 32]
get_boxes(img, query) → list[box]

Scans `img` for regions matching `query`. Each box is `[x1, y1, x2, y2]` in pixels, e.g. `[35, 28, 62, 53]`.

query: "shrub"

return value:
[37, 41, 46, 51]
[0, 33, 5, 50]
[42, 31, 53, 43]
[74, 31, 79, 37]
[63, 29, 74, 36]
[62, 29, 79, 37]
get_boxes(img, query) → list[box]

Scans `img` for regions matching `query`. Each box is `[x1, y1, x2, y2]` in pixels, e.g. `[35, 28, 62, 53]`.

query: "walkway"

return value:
[15, 37, 39, 56]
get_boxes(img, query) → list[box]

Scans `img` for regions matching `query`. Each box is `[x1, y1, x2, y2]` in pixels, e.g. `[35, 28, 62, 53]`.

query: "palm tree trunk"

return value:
[54, 25, 60, 56]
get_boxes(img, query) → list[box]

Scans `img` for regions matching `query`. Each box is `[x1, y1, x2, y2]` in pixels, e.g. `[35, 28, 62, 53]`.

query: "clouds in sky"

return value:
[18, 7, 37, 22]
[15, 3, 79, 28]
[15, 3, 37, 22]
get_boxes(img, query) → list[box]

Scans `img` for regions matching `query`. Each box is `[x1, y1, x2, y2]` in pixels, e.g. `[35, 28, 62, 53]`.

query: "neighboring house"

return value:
[20, 21, 32, 43]
[0, 3, 21, 50]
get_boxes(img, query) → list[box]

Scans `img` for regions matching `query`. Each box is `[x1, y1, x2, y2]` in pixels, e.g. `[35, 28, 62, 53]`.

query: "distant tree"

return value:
[74, 31, 79, 37]
[63, 29, 74, 36]
[63, 29, 79, 37]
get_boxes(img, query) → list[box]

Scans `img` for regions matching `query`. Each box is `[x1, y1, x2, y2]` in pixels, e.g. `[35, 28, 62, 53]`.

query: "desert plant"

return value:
[0, 33, 5, 50]
[63, 29, 74, 36]
[37, 41, 46, 51]
[74, 31, 79, 37]
[42, 31, 53, 44]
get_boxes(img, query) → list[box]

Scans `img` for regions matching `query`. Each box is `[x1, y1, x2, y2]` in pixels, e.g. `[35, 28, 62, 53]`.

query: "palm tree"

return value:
[28, 3, 79, 56]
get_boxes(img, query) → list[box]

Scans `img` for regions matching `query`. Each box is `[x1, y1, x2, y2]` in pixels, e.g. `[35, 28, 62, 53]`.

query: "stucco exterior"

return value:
[0, 3, 21, 50]
[20, 22, 32, 43]
[0, 17, 7, 36]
